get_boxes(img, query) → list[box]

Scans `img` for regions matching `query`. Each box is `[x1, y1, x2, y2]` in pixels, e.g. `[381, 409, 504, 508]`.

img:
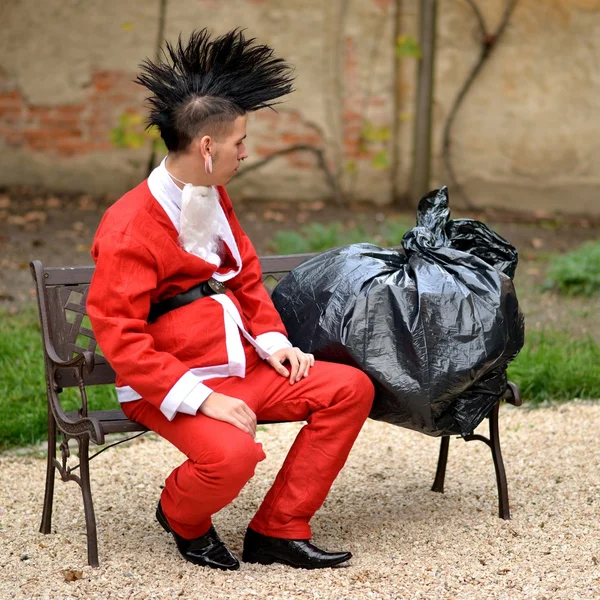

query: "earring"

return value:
[205, 155, 213, 174]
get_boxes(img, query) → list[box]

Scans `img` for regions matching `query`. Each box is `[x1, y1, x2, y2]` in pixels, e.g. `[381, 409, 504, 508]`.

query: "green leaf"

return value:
[371, 150, 390, 170]
[361, 122, 391, 143]
[396, 35, 422, 59]
[110, 112, 152, 150]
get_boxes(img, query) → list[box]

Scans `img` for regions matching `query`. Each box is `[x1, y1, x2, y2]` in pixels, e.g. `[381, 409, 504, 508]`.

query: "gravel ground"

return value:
[1, 402, 599, 600]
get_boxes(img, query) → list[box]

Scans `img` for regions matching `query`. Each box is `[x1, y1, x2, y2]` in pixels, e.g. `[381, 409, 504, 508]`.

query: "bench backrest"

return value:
[30, 254, 314, 389]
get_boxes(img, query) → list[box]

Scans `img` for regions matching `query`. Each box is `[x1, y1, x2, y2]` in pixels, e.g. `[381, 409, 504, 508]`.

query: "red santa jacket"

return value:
[87, 174, 291, 420]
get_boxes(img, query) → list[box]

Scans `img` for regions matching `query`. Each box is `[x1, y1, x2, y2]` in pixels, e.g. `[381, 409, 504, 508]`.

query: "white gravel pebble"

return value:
[1, 402, 599, 600]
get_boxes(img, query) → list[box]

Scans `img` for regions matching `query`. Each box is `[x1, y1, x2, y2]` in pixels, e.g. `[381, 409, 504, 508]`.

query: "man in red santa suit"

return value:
[87, 29, 375, 571]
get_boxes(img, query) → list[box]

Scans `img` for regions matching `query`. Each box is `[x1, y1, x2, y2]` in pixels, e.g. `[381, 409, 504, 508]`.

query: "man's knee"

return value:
[329, 364, 375, 415]
[197, 434, 266, 487]
[348, 367, 375, 410]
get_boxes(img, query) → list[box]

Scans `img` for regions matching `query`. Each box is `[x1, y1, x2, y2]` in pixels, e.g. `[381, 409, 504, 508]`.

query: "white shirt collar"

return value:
[148, 156, 185, 233]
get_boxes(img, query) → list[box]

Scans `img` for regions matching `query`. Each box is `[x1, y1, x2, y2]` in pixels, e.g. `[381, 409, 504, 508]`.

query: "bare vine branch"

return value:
[349, 4, 391, 191]
[442, 0, 518, 210]
[463, 0, 488, 37]
[234, 144, 346, 206]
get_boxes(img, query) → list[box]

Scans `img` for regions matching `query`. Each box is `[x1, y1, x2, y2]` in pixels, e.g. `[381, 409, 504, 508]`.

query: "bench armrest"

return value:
[502, 381, 522, 407]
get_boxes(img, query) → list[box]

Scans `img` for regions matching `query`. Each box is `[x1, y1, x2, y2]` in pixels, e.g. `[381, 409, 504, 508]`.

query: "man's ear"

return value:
[197, 134, 212, 159]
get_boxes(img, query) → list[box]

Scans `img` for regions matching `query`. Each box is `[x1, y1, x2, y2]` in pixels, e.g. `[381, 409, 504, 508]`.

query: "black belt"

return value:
[148, 278, 227, 323]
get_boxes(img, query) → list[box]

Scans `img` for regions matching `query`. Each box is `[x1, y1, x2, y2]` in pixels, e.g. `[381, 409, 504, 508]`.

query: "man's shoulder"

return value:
[98, 180, 171, 237]
[104, 180, 153, 222]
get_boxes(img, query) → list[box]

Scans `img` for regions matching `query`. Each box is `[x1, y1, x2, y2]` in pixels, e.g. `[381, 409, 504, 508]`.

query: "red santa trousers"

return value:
[122, 356, 374, 541]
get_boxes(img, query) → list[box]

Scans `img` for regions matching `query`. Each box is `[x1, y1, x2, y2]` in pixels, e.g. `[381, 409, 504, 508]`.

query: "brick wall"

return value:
[0, 0, 599, 213]
[0, 71, 143, 158]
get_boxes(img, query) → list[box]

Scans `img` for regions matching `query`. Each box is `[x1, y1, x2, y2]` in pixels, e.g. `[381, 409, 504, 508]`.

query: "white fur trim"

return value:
[211, 294, 271, 361]
[159, 371, 206, 421]
[116, 364, 233, 419]
[178, 383, 213, 416]
[255, 332, 293, 357]
[210, 294, 250, 371]
[148, 158, 184, 234]
[115, 385, 143, 403]
[210, 201, 242, 282]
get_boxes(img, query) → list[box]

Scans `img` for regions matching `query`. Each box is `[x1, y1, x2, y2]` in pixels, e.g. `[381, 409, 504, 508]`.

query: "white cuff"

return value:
[179, 382, 213, 415]
[160, 372, 204, 421]
[255, 332, 293, 357]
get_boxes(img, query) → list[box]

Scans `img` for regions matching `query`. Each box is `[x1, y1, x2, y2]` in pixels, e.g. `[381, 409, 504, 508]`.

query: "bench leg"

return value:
[488, 402, 510, 520]
[78, 435, 100, 568]
[463, 401, 511, 520]
[431, 436, 450, 493]
[40, 408, 57, 535]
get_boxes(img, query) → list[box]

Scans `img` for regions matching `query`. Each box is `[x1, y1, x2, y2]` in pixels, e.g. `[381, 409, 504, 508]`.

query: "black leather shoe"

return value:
[156, 502, 239, 570]
[242, 527, 352, 569]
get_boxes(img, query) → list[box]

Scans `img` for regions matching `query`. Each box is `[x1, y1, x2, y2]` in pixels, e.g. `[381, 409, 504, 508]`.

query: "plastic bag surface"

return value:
[271, 187, 524, 436]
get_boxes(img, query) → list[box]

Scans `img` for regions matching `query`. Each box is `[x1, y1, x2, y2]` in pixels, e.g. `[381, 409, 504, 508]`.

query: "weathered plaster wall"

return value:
[0, 0, 598, 214]
[427, 0, 600, 214]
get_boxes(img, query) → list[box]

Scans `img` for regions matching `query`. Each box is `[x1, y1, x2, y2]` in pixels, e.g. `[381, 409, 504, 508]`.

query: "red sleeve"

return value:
[87, 231, 190, 410]
[218, 187, 289, 339]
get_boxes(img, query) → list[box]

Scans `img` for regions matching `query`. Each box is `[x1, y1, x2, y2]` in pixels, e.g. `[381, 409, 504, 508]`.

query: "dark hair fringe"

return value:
[135, 29, 295, 149]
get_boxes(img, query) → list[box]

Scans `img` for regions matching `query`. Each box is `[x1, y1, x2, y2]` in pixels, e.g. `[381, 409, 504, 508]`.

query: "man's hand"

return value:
[267, 347, 315, 384]
[199, 392, 257, 437]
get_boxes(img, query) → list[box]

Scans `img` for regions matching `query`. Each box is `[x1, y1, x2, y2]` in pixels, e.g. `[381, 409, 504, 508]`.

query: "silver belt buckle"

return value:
[207, 278, 226, 294]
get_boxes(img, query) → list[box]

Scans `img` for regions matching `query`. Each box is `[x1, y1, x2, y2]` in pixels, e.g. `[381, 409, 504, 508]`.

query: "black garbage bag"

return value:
[271, 187, 524, 436]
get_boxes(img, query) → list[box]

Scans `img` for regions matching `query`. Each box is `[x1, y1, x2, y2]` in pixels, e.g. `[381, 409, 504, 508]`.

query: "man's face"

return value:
[212, 115, 248, 185]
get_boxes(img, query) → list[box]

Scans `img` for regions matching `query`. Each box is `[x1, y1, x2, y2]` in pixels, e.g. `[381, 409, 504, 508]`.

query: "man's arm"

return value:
[218, 188, 314, 383]
[218, 187, 291, 352]
[87, 231, 213, 420]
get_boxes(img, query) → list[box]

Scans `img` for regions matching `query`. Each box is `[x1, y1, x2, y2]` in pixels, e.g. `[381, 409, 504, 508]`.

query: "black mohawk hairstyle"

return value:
[135, 28, 295, 152]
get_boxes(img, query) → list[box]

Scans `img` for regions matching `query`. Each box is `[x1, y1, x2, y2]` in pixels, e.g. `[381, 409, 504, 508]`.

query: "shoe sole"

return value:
[243, 551, 351, 569]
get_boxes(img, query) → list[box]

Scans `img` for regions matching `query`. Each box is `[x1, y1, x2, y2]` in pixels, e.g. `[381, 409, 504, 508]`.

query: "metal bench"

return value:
[30, 256, 521, 568]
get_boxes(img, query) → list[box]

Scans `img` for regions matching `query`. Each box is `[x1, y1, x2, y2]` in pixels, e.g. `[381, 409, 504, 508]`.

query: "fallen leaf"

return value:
[63, 569, 83, 582]
[76, 244, 92, 253]
[530, 238, 544, 249]
[78, 195, 97, 211]
[46, 197, 62, 208]
[525, 268, 541, 276]
[263, 210, 285, 222]
[24, 211, 47, 223]
[7, 215, 26, 225]
[0, 195, 11, 208]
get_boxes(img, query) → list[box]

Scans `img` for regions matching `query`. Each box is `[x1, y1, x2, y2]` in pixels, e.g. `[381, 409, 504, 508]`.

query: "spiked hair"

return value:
[135, 28, 295, 152]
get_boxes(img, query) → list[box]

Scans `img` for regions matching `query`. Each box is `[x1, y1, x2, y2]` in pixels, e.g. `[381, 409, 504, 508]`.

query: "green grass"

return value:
[1, 307, 598, 451]
[268, 219, 411, 255]
[0, 308, 118, 452]
[545, 239, 600, 296]
[508, 330, 600, 404]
